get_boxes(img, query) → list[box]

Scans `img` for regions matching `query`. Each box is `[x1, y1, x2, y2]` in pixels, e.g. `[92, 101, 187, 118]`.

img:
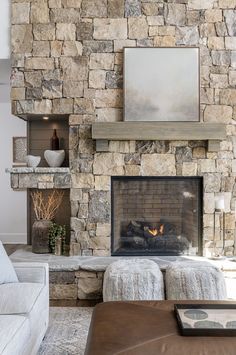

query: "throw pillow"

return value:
[0, 241, 18, 284]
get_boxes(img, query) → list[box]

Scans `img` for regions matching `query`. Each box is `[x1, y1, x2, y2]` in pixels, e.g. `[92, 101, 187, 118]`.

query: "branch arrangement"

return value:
[31, 190, 64, 221]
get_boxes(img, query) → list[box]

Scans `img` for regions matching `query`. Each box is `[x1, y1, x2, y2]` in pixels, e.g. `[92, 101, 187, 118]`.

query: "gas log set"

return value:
[120, 220, 190, 255]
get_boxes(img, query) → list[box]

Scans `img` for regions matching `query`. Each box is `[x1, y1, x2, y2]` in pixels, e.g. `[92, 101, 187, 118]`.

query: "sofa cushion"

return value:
[0, 315, 30, 355]
[0, 283, 44, 314]
[0, 241, 18, 284]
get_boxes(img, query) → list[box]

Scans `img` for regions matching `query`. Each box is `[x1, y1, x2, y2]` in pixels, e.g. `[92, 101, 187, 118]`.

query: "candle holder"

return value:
[212, 194, 225, 260]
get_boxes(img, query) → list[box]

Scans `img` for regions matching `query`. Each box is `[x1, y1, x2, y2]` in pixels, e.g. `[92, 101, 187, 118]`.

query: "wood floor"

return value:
[4, 244, 25, 256]
[51, 299, 102, 307]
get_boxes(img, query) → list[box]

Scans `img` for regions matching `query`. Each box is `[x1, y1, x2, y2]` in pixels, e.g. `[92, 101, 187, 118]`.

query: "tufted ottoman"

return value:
[165, 261, 227, 300]
[103, 259, 164, 302]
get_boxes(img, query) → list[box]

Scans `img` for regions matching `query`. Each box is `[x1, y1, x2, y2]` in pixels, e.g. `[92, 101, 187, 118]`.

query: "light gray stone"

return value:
[165, 4, 186, 26]
[88, 191, 110, 223]
[128, 17, 148, 39]
[141, 154, 176, 176]
[136, 141, 169, 154]
[11, 25, 33, 54]
[94, 89, 123, 108]
[176, 147, 192, 163]
[25, 58, 54, 70]
[211, 50, 231, 66]
[114, 39, 136, 52]
[76, 22, 93, 40]
[94, 19, 127, 40]
[93, 153, 124, 175]
[204, 173, 221, 193]
[33, 24, 55, 41]
[63, 81, 83, 98]
[108, 0, 124, 17]
[204, 105, 232, 123]
[83, 40, 113, 55]
[95, 108, 123, 122]
[61, 57, 88, 80]
[90, 53, 114, 70]
[12, 3, 30, 24]
[199, 159, 216, 173]
[225, 37, 236, 50]
[89, 70, 106, 89]
[220, 89, 236, 106]
[50, 284, 77, 300]
[50, 8, 80, 23]
[105, 71, 123, 89]
[33, 41, 50, 57]
[188, 0, 214, 9]
[142, 3, 160, 16]
[204, 193, 215, 214]
[62, 41, 83, 56]
[31, 0, 49, 23]
[81, 0, 107, 17]
[53, 98, 73, 114]
[56, 23, 76, 40]
[182, 162, 197, 175]
[225, 10, 236, 36]
[125, 0, 141, 17]
[77, 276, 102, 299]
[176, 26, 199, 45]
[42, 79, 62, 99]
[205, 9, 222, 22]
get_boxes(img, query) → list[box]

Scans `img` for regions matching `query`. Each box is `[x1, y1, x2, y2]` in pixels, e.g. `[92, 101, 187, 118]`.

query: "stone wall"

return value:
[11, 0, 236, 256]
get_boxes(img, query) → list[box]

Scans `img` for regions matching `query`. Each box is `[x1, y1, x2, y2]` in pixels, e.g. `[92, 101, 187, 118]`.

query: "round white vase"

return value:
[44, 150, 65, 168]
[25, 155, 41, 168]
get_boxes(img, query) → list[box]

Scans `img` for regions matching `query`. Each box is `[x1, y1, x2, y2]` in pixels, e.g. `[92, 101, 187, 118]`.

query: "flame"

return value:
[148, 224, 164, 237]
[148, 228, 158, 236]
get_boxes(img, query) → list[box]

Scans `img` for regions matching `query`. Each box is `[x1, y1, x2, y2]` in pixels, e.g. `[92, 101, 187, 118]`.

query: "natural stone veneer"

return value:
[11, 0, 236, 257]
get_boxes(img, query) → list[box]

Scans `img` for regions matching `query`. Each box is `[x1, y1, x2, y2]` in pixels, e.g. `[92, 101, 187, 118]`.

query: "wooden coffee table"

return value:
[85, 300, 236, 355]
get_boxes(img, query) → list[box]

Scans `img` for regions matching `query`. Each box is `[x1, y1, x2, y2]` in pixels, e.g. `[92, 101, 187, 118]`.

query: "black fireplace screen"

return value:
[111, 177, 202, 256]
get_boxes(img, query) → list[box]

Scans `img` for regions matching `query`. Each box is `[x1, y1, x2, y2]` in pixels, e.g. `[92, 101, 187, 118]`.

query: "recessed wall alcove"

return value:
[28, 115, 69, 168]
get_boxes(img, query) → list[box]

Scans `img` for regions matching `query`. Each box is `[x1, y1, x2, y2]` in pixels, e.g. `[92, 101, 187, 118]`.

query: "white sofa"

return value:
[0, 262, 49, 355]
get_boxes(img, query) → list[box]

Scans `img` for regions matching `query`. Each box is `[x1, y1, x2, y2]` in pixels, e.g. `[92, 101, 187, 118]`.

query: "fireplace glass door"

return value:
[111, 177, 202, 256]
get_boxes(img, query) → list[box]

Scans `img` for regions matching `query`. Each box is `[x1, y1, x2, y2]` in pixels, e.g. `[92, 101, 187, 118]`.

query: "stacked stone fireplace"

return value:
[111, 176, 202, 256]
[10, 0, 236, 258]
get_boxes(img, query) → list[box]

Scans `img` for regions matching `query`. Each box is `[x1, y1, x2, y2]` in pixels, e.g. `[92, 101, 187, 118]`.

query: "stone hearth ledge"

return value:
[6, 167, 70, 173]
[10, 247, 236, 272]
[10, 248, 236, 300]
[6, 167, 71, 189]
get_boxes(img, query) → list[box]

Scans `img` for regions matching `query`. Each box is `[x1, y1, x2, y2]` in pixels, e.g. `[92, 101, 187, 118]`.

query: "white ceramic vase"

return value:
[44, 150, 65, 168]
[25, 155, 41, 168]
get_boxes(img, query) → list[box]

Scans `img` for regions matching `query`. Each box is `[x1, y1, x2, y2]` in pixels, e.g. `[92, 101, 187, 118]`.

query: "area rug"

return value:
[38, 307, 93, 355]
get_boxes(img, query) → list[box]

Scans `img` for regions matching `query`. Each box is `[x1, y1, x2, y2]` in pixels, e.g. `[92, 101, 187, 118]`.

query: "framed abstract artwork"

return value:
[13, 136, 27, 165]
[124, 47, 200, 122]
[175, 304, 236, 336]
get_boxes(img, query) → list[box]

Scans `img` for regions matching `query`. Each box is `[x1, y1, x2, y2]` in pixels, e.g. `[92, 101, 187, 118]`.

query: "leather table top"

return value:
[85, 300, 236, 355]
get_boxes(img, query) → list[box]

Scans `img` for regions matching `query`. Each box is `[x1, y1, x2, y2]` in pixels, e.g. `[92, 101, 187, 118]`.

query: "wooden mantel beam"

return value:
[92, 122, 226, 141]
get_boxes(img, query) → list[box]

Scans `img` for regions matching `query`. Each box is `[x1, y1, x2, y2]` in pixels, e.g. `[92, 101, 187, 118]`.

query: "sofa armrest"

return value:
[13, 262, 49, 285]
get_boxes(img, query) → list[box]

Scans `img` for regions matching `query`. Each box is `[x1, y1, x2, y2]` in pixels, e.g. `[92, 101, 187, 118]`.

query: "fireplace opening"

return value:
[111, 177, 203, 256]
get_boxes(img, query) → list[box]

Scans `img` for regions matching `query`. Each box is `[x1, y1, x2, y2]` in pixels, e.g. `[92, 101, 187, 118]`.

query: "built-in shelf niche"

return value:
[28, 115, 69, 168]
[28, 188, 71, 247]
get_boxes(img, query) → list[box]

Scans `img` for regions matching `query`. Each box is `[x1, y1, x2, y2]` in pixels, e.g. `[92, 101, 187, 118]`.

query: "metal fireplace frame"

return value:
[111, 176, 203, 257]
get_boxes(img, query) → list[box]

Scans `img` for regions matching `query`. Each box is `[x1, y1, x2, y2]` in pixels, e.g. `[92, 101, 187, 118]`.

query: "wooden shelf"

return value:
[92, 122, 226, 141]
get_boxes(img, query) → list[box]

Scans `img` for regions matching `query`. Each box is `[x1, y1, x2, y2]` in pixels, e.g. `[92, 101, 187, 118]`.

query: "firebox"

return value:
[111, 176, 203, 256]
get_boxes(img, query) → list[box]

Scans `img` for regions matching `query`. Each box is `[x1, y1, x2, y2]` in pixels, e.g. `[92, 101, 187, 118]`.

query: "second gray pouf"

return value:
[165, 261, 227, 300]
[103, 259, 164, 302]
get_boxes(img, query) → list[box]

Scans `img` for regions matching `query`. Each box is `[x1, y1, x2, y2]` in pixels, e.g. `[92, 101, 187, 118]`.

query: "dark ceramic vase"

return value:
[32, 220, 52, 254]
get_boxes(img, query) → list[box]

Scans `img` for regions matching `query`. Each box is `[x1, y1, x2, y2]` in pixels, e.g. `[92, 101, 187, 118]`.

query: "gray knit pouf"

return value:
[165, 262, 227, 300]
[103, 259, 164, 302]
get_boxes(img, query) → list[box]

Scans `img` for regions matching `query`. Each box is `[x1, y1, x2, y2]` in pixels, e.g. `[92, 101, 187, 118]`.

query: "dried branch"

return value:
[31, 190, 64, 221]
